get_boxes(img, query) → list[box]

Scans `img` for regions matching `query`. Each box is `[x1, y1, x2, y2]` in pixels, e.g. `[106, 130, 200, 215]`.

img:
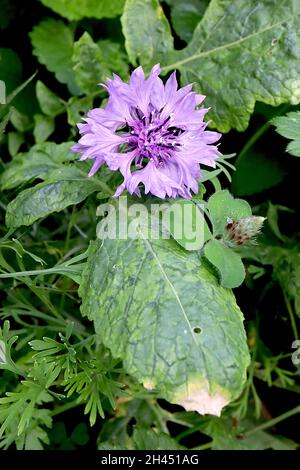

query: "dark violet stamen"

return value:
[122, 106, 184, 164]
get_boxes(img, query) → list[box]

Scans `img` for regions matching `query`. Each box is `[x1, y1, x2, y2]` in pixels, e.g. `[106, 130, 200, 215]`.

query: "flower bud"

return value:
[224, 216, 266, 247]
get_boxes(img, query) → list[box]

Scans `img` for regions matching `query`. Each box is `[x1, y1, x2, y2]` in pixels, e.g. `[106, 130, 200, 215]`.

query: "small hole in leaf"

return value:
[193, 327, 202, 334]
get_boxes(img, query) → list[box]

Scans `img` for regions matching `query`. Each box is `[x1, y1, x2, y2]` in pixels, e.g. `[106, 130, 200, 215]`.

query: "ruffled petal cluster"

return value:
[72, 64, 221, 198]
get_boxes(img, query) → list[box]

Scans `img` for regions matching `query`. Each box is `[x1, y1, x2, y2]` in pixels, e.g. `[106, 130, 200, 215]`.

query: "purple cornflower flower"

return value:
[72, 64, 221, 199]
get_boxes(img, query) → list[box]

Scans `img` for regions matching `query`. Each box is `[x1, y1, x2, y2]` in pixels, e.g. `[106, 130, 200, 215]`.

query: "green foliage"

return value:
[273, 111, 300, 156]
[200, 191, 263, 288]
[199, 415, 296, 450]
[132, 427, 184, 450]
[30, 19, 80, 95]
[66, 95, 93, 126]
[232, 152, 285, 196]
[10, 108, 32, 132]
[0, 320, 125, 449]
[33, 114, 55, 143]
[48, 422, 89, 449]
[1, 0, 300, 452]
[80, 236, 250, 412]
[7, 131, 25, 157]
[72, 33, 128, 94]
[243, 243, 300, 319]
[167, 0, 209, 43]
[0, 141, 112, 229]
[39, 0, 125, 21]
[163, 199, 211, 251]
[207, 190, 252, 236]
[5, 167, 100, 228]
[36, 81, 65, 117]
[121, 0, 174, 67]
[124, 0, 300, 131]
[171, 0, 300, 131]
[0, 48, 22, 94]
[204, 239, 245, 288]
[0, 142, 76, 190]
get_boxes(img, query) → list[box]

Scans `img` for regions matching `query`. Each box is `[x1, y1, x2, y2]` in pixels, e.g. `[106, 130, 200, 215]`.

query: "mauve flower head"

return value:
[71, 64, 221, 199]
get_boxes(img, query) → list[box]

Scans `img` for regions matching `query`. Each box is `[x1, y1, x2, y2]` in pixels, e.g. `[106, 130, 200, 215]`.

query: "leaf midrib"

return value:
[161, 14, 297, 73]
[143, 238, 199, 347]
[143, 237, 213, 388]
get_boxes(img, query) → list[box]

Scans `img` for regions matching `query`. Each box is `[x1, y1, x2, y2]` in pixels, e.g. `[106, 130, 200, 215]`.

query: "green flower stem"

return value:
[175, 423, 203, 443]
[236, 121, 271, 164]
[236, 104, 291, 164]
[284, 293, 299, 341]
[254, 370, 300, 394]
[243, 404, 300, 437]
[147, 401, 169, 434]
[50, 400, 81, 417]
[0, 266, 80, 279]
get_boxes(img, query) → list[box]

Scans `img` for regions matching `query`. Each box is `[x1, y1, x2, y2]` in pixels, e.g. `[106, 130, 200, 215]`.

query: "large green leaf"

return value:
[30, 19, 80, 95]
[160, 0, 300, 132]
[5, 167, 99, 228]
[121, 0, 173, 67]
[39, 0, 125, 20]
[0, 142, 76, 190]
[273, 111, 300, 157]
[80, 237, 250, 416]
[72, 33, 128, 95]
